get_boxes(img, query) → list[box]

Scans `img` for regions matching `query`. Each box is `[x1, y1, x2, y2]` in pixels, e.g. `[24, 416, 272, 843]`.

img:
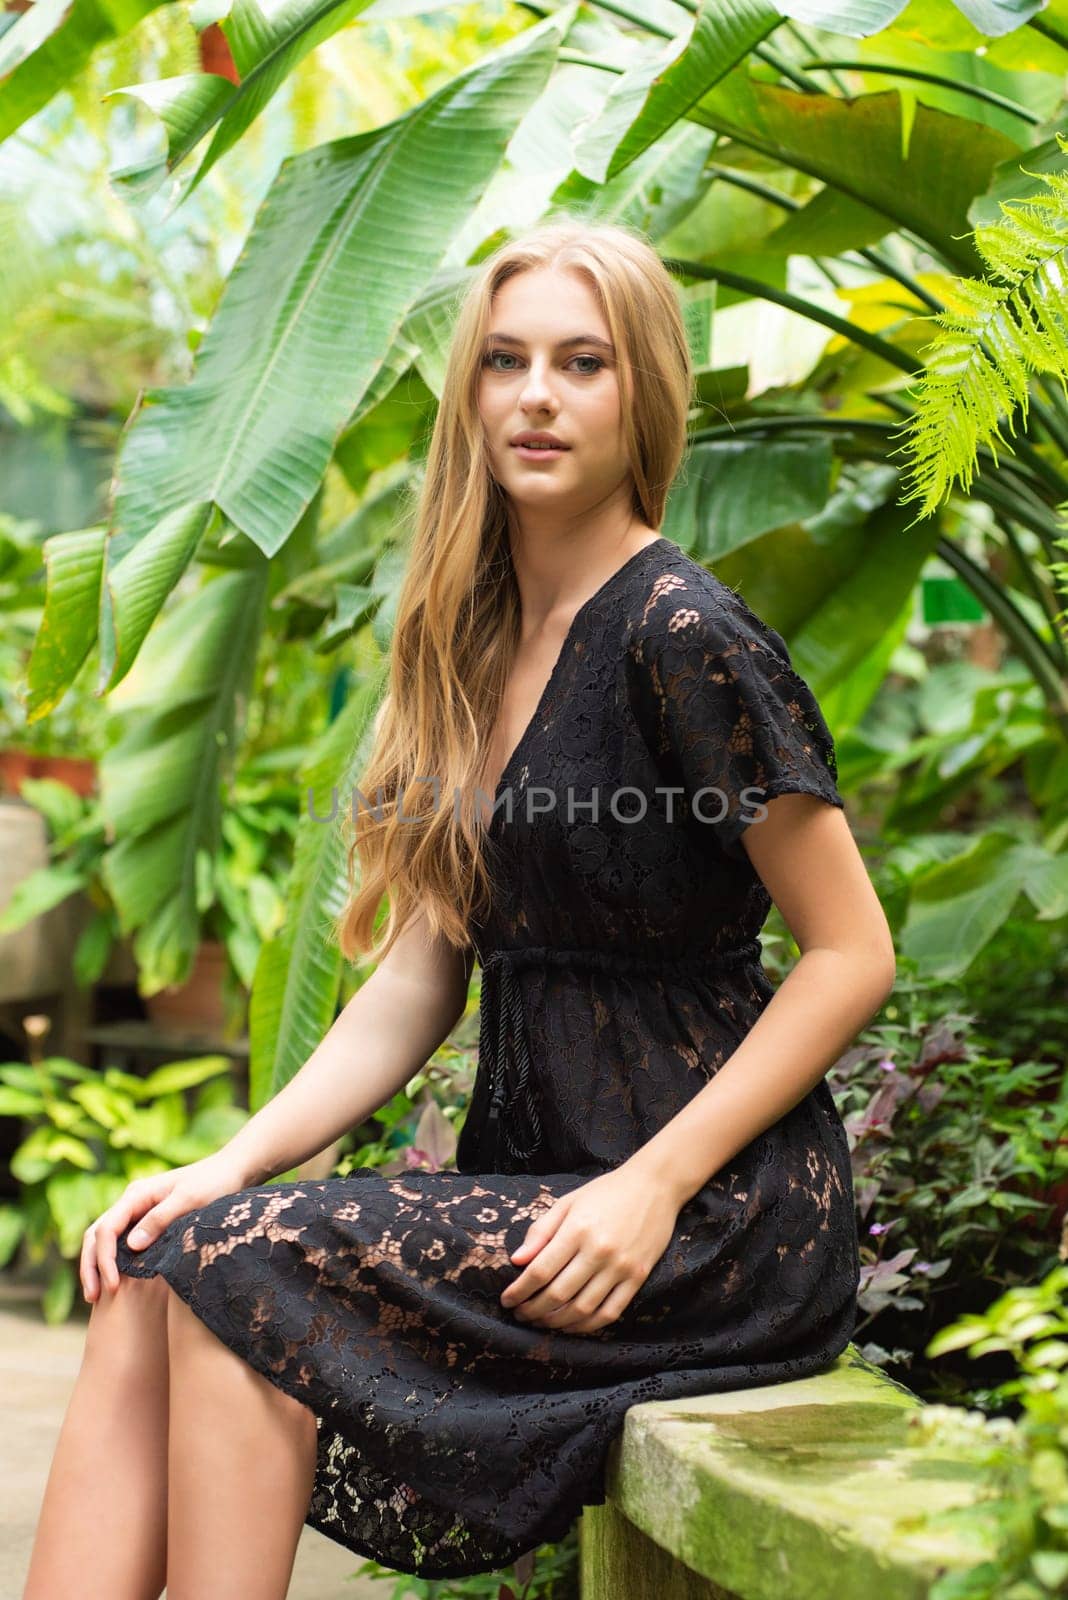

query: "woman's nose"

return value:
[519, 363, 557, 410]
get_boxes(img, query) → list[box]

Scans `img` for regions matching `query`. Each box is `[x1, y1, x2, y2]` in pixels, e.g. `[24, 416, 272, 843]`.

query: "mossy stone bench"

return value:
[579, 1344, 996, 1600]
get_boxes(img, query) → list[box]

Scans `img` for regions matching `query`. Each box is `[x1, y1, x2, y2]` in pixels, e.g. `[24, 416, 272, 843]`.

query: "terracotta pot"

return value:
[144, 940, 233, 1037]
[0, 750, 97, 798]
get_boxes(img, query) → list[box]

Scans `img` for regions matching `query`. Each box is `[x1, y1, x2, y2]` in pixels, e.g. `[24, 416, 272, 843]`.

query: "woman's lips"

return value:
[511, 443, 570, 461]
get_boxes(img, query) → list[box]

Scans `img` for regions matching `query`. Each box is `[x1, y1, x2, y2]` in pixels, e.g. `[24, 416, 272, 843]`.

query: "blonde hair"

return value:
[333, 216, 694, 965]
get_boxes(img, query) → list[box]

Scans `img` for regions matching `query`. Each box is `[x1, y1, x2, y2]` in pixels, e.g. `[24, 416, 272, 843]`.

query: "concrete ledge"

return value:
[579, 1344, 997, 1600]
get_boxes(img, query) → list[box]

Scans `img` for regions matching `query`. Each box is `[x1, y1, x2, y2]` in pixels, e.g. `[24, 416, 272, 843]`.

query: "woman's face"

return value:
[477, 266, 630, 519]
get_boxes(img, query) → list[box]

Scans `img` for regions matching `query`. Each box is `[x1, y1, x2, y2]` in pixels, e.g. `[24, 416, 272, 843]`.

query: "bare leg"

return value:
[22, 1274, 170, 1600]
[164, 1287, 319, 1600]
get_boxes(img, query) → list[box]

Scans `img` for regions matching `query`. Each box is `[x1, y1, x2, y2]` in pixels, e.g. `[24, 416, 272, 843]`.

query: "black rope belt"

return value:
[473, 939, 763, 1171]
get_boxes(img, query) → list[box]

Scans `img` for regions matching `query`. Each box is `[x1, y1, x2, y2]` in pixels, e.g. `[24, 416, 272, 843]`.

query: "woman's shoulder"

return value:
[627, 542, 788, 667]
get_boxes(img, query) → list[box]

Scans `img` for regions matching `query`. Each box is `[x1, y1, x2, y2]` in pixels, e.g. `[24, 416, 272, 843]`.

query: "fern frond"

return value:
[893, 132, 1068, 521]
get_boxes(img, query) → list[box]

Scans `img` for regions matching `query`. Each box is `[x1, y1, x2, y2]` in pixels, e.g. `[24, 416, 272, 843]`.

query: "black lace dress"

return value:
[115, 535, 861, 1580]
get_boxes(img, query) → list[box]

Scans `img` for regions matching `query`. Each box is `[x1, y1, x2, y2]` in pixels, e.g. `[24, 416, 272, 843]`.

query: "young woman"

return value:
[24, 219, 895, 1598]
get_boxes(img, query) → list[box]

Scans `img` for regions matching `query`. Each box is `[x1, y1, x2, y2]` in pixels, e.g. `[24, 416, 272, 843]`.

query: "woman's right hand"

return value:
[80, 1151, 251, 1303]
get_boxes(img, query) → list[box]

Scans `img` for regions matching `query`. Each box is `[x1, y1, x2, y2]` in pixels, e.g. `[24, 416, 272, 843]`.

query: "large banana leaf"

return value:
[108, 8, 571, 586]
[100, 557, 270, 993]
[571, 0, 780, 187]
[669, 457, 943, 698]
[662, 438, 835, 557]
[23, 525, 107, 721]
[249, 660, 388, 1108]
[110, 0, 374, 199]
[771, 0, 1045, 36]
[621, 73, 1020, 275]
[108, 0, 491, 199]
[99, 501, 219, 692]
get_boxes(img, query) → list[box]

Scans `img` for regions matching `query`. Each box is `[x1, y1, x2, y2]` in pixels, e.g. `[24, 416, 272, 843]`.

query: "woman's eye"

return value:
[482, 351, 604, 375]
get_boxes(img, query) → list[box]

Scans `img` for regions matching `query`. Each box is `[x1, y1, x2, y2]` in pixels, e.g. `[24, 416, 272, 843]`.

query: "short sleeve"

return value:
[626, 589, 845, 864]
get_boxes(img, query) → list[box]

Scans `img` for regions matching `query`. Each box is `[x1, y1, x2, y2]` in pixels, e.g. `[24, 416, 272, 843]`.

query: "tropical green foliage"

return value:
[907, 1264, 1068, 1600]
[6, 0, 1066, 1109]
[0, 1049, 246, 1321]
[3, 7, 1068, 1591]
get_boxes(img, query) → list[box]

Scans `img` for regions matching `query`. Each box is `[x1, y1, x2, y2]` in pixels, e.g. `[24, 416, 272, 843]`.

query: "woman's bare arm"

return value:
[222, 910, 476, 1186]
[627, 794, 896, 1209]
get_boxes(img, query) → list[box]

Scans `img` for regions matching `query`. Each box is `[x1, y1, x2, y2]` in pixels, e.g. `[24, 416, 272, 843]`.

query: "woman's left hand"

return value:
[500, 1165, 680, 1334]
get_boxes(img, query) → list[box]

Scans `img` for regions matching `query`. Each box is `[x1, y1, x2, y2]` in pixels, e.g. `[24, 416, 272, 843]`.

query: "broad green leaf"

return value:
[139, 1056, 232, 1097]
[691, 80, 1019, 274]
[12, 1127, 97, 1182]
[952, 0, 1046, 36]
[663, 438, 834, 558]
[24, 526, 106, 722]
[775, 0, 1043, 31]
[770, 0, 910, 31]
[15, 777, 87, 840]
[109, 0, 482, 197]
[276, 476, 410, 608]
[42, 1262, 77, 1325]
[573, 0, 779, 186]
[401, 267, 474, 400]
[0, 1088, 44, 1116]
[0, 864, 89, 936]
[108, 1095, 186, 1150]
[69, 1081, 129, 1131]
[101, 560, 270, 991]
[0, 0, 169, 142]
[45, 1171, 124, 1257]
[73, 910, 118, 989]
[249, 662, 387, 1109]
[968, 132, 1068, 229]
[1018, 845, 1068, 918]
[109, 11, 572, 568]
[99, 500, 218, 693]
[0, 0, 72, 75]
[782, 497, 944, 694]
[107, 73, 234, 199]
[0, 1206, 25, 1269]
[331, 369, 437, 497]
[900, 832, 1025, 976]
[764, 185, 902, 256]
[552, 109, 719, 252]
[112, 0, 372, 198]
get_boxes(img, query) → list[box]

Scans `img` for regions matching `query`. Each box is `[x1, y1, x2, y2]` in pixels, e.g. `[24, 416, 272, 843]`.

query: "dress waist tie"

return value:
[473, 940, 763, 1172]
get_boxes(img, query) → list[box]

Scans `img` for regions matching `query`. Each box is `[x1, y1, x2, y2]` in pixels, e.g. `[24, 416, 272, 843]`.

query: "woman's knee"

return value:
[83, 1270, 171, 1365]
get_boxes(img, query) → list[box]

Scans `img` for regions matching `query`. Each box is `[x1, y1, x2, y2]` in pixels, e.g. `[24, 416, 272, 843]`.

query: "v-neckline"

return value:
[487, 536, 669, 817]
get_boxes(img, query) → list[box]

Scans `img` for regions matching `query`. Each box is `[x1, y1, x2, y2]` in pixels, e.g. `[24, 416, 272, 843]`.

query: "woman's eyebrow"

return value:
[483, 332, 615, 354]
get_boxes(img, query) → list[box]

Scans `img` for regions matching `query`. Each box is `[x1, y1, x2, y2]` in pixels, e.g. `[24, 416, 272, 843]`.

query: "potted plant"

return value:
[0, 765, 299, 1035]
[0, 512, 110, 799]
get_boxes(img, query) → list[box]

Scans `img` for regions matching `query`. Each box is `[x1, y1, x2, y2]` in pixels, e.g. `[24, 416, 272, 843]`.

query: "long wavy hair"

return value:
[333, 217, 694, 965]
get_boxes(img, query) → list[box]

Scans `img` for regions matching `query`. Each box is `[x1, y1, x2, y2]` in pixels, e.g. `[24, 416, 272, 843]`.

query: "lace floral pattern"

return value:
[116, 537, 861, 1580]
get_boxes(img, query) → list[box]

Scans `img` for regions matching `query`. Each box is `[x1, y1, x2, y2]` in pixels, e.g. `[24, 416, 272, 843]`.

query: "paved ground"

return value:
[0, 1277, 398, 1600]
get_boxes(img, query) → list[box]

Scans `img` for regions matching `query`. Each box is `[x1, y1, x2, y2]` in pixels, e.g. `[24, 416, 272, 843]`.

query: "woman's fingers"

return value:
[568, 1279, 634, 1334]
[92, 1210, 126, 1295]
[81, 1179, 161, 1299]
[498, 1222, 575, 1312]
[80, 1225, 100, 1302]
[534, 1267, 617, 1331]
[514, 1248, 601, 1324]
[125, 1199, 175, 1250]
